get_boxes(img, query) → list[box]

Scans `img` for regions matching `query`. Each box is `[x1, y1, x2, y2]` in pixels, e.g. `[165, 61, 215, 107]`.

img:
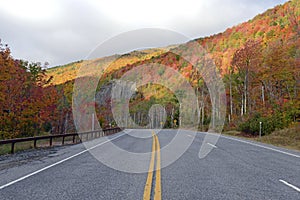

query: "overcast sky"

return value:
[0, 0, 288, 67]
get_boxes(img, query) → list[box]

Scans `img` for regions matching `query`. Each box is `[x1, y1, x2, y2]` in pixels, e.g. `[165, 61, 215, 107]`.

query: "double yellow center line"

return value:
[143, 131, 161, 200]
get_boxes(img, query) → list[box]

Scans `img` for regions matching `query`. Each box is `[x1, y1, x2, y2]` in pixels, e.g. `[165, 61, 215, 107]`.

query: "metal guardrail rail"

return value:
[0, 127, 122, 154]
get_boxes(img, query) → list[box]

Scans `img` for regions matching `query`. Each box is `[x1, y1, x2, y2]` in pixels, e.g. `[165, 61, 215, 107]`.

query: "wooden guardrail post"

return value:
[11, 142, 15, 154]
[0, 128, 122, 154]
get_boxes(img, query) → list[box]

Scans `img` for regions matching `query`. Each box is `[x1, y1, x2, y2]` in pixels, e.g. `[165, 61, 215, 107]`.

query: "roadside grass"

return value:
[255, 125, 300, 151]
[0, 142, 33, 155]
[223, 125, 300, 151]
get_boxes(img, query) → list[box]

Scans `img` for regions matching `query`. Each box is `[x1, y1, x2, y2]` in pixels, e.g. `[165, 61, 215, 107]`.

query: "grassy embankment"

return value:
[224, 124, 300, 151]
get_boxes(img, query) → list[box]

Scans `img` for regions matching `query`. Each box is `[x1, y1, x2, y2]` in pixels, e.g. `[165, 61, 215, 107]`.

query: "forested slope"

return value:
[0, 0, 299, 140]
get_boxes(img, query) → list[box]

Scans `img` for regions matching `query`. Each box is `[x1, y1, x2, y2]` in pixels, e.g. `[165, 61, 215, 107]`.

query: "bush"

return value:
[238, 113, 289, 136]
[0, 130, 19, 140]
[42, 122, 52, 132]
[158, 67, 165, 76]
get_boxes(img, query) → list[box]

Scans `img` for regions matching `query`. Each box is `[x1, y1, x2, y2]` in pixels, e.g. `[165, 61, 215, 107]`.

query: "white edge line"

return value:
[0, 132, 126, 190]
[220, 135, 300, 158]
[279, 179, 300, 193]
[207, 143, 217, 148]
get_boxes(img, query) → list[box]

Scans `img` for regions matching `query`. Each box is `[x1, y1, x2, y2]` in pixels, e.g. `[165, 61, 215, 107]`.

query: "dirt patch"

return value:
[0, 147, 63, 170]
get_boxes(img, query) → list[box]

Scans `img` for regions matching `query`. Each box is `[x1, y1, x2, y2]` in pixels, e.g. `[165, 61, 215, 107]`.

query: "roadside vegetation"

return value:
[224, 124, 300, 151]
[0, 0, 299, 153]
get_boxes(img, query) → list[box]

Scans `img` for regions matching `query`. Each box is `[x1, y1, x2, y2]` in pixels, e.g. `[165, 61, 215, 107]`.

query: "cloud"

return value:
[0, 0, 288, 67]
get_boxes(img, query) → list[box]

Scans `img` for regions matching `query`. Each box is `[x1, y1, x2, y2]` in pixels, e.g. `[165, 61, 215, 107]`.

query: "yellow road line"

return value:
[143, 131, 162, 200]
[143, 132, 156, 200]
[154, 134, 161, 200]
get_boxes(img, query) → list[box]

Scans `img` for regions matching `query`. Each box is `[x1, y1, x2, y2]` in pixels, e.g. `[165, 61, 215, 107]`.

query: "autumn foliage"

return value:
[1, 0, 299, 139]
[0, 41, 67, 139]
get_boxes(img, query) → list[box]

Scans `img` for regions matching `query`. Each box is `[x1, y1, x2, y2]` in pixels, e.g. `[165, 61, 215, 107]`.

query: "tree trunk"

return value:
[201, 89, 205, 131]
[244, 73, 247, 114]
[229, 73, 233, 120]
[261, 84, 265, 106]
[241, 95, 244, 116]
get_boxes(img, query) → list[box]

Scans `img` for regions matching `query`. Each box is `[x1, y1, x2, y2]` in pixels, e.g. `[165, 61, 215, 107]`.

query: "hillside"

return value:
[47, 0, 299, 82]
[196, 0, 300, 74]
[47, 47, 173, 85]
[47, 0, 299, 134]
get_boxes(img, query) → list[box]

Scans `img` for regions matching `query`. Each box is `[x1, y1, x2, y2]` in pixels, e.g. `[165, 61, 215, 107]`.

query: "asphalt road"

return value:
[0, 129, 299, 199]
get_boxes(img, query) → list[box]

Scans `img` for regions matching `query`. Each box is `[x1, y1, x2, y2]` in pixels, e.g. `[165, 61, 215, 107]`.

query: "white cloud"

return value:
[0, 0, 289, 67]
[89, 0, 205, 24]
[0, 0, 61, 21]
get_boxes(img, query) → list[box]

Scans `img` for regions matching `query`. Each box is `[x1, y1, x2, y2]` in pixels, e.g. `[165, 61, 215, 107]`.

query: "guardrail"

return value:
[0, 127, 122, 154]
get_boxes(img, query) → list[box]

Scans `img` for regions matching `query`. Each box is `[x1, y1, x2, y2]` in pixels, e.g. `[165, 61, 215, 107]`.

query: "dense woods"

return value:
[94, 0, 299, 134]
[0, 0, 299, 139]
[0, 41, 73, 139]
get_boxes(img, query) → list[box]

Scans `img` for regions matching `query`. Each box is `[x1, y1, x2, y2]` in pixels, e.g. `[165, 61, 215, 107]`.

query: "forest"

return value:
[0, 0, 299, 140]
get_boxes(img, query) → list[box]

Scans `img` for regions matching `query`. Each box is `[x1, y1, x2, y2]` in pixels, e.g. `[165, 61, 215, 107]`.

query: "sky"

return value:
[0, 0, 289, 67]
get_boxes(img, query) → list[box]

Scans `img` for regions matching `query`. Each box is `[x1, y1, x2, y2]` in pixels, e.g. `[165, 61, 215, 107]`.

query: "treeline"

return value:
[1, 0, 299, 139]
[195, 0, 300, 134]
[0, 41, 73, 139]
[93, 0, 300, 135]
[98, 36, 299, 135]
[225, 38, 299, 135]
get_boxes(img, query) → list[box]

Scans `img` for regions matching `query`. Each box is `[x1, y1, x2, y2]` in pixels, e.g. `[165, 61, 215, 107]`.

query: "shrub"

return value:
[158, 67, 165, 76]
[238, 113, 289, 136]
